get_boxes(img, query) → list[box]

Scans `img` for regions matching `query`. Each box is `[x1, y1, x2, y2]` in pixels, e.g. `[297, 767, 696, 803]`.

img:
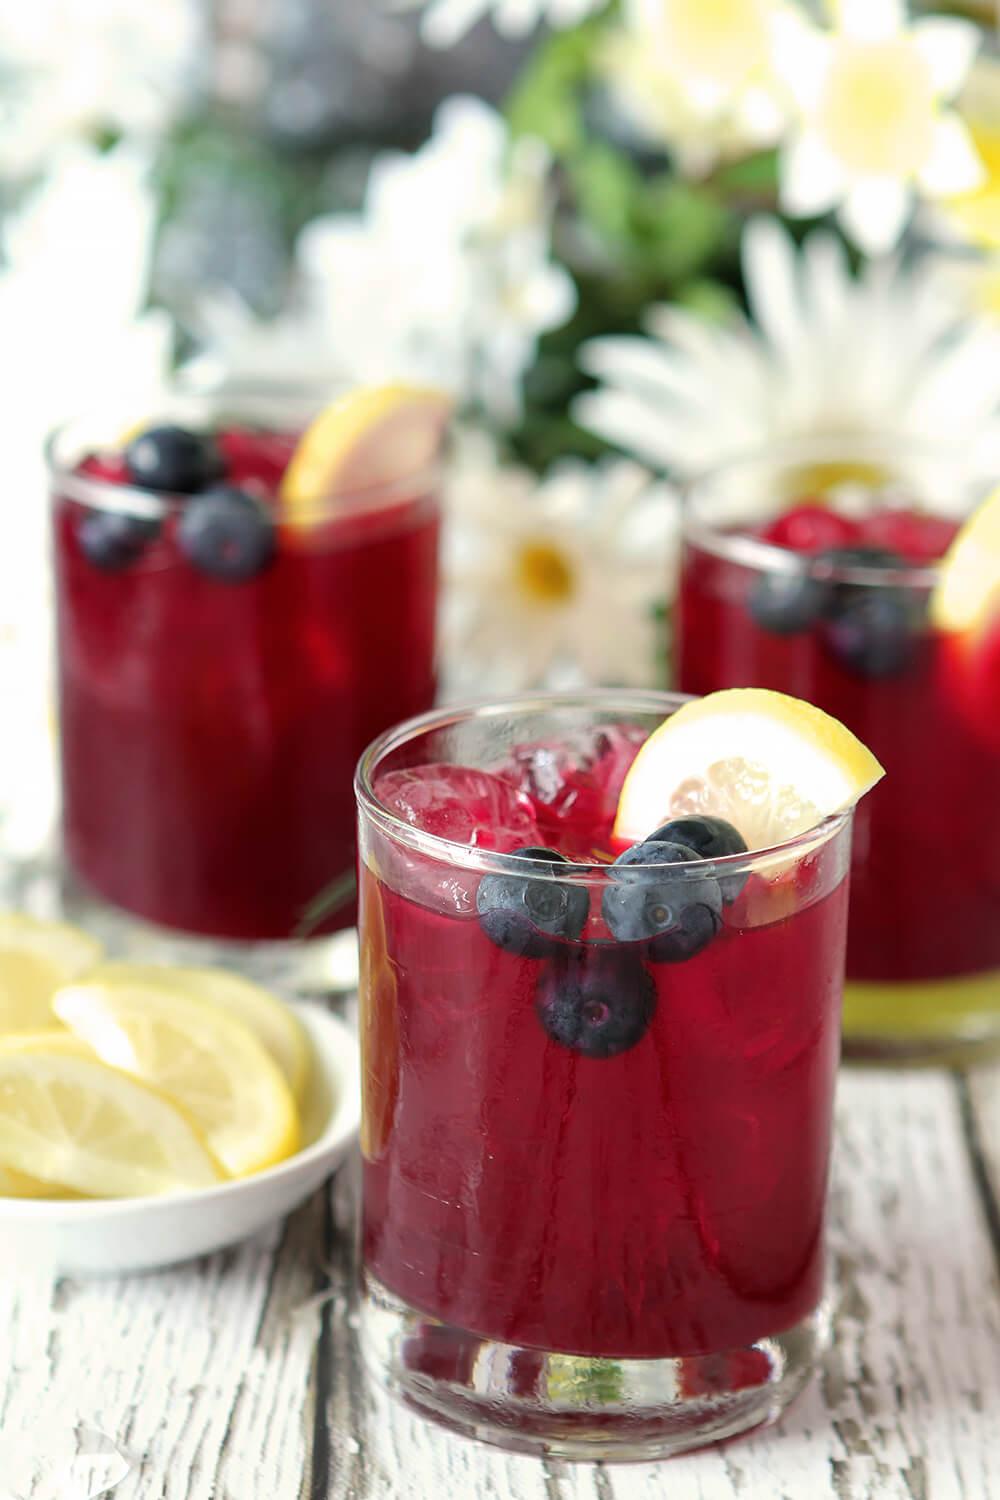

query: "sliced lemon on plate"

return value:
[615, 688, 885, 851]
[78, 962, 311, 1102]
[0, 914, 102, 1035]
[0, 1164, 84, 1199]
[0, 1039, 221, 1198]
[53, 981, 301, 1178]
[280, 383, 451, 524]
[930, 484, 1000, 637]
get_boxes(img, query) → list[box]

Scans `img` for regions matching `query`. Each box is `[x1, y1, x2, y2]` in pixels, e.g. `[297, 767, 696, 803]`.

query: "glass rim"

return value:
[354, 688, 853, 881]
[681, 433, 968, 589]
[44, 377, 446, 523]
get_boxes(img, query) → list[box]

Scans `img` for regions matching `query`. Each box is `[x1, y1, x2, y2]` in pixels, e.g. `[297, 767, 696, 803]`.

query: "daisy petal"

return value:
[912, 18, 981, 101]
[419, 0, 490, 47]
[839, 177, 912, 255]
[742, 216, 806, 366]
[769, 15, 830, 110]
[836, 0, 903, 42]
[779, 133, 847, 218]
[918, 114, 987, 198]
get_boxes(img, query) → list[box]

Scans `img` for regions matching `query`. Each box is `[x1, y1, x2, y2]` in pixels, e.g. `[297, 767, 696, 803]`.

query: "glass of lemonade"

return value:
[678, 439, 1000, 1060]
[354, 689, 873, 1459]
[48, 382, 444, 984]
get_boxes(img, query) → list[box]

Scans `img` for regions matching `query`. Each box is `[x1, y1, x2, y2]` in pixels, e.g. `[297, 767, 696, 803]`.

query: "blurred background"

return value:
[2, 0, 1000, 849]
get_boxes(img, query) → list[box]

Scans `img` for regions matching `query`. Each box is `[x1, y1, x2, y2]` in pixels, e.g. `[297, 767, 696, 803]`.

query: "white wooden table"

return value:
[2, 1046, 999, 1499]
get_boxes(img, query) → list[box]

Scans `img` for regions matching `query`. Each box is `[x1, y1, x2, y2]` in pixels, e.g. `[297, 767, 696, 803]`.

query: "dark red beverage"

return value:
[51, 399, 440, 941]
[677, 452, 1000, 1054]
[355, 694, 852, 1458]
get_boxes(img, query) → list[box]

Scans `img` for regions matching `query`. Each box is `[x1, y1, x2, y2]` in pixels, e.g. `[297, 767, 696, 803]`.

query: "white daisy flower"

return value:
[441, 428, 677, 694]
[198, 97, 575, 427]
[0, 0, 203, 176]
[574, 215, 1000, 490]
[600, 4, 789, 176]
[391, 0, 607, 49]
[776, 0, 984, 253]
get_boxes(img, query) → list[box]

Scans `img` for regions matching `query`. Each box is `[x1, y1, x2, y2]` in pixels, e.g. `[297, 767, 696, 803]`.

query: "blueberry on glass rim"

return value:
[748, 566, 828, 635]
[817, 545, 916, 678]
[77, 509, 161, 572]
[178, 486, 276, 581]
[647, 814, 748, 904]
[536, 946, 655, 1059]
[602, 840, 723, 962]
[476, 846, 589, 958]
[124, 424, 224, 495]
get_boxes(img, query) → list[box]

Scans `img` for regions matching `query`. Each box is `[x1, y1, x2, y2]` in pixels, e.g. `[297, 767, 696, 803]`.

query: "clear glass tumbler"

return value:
[48, 381, 442, 990]
[355, 690, 852, 1460]
[678, 438, 1000, 1060]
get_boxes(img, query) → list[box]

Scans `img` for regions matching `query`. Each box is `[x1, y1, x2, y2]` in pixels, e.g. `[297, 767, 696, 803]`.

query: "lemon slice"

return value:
[0, 914, 103, 1035]
[615, 689, 884, 850]
[931, 485, 1000, 636]
[0, 1164, 85, 1199]
[0, 1041, 221, 1197]
[78, 962, 311, 1101]
[53, 982, 300, 1178]
[280, 383, 451, 524]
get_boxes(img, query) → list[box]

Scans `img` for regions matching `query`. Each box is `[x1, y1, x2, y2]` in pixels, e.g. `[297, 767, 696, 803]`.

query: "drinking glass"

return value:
[355, 690, 851, 1459]
[49, 382, 441, 989]
[678, 440, 1000, 1059]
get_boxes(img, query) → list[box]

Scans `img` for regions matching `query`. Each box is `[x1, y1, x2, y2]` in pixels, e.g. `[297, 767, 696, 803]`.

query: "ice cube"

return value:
[499, 725, 647, 858]
[372, 764, 542, 914]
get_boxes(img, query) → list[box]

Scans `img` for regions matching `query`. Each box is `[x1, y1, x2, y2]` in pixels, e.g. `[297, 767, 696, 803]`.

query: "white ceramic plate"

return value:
[0, 1003, 360, 1275]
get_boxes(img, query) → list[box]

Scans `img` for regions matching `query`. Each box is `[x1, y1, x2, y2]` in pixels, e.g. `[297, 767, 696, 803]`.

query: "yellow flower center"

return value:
[819, 40, 936, 176]
[514, 541, 576, 604]
[783, 459, 892, 497]
[657, 0, 771, 85]
[944, 121, 1000, 249]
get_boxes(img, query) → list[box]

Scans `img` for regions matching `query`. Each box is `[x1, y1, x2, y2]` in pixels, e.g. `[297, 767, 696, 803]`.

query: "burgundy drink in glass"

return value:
[355, 691, 853, 1459]
[49, 384, 441, 983]
[677, 440, 1000, 1059]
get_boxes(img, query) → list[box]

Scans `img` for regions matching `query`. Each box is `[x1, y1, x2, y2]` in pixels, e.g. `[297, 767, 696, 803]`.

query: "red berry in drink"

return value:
[763, 504, 859, 554]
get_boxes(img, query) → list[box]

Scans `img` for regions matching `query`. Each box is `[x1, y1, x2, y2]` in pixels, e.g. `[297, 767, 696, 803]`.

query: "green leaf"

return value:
[505, 14, 612, 155]
[295, 869, 357, 938]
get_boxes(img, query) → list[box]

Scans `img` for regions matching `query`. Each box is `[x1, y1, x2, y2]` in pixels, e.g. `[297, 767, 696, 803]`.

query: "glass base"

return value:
[1, 845, 359, 998]
[842, 972, 1000, 1065]
[359, 1274, 830, 1462]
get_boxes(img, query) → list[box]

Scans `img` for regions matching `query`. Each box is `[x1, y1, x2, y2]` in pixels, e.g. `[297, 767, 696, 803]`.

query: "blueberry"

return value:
[536, 947, 655, 1058]
[77, 509, 160, 572]
[178, 486, 276, 581]
[822, 589, 915, 678]
[124, 424, 224, 494]
[602, 841, 723, 962]
[476, 846, 589, 957]
[748, 566, 828, 635]
[646, 815, 748, 904]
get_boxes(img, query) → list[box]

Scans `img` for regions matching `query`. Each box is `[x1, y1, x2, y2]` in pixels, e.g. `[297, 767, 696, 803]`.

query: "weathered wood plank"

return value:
[313, 1070, 1000, 1500]
[959, 1061, 1000, 1270]
[0, 1189, 327, 1500]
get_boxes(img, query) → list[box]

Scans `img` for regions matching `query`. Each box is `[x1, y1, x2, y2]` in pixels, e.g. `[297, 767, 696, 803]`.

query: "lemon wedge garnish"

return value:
[615, 688, 885, 851]
[0, 914, 102, 1036]
[0, 1040, 221, 1198]
[930, 484, 1000, 636]
[53, 981, 300, 1178]
[78, 962, 311, 1102]
[280, 383, 451, 525]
